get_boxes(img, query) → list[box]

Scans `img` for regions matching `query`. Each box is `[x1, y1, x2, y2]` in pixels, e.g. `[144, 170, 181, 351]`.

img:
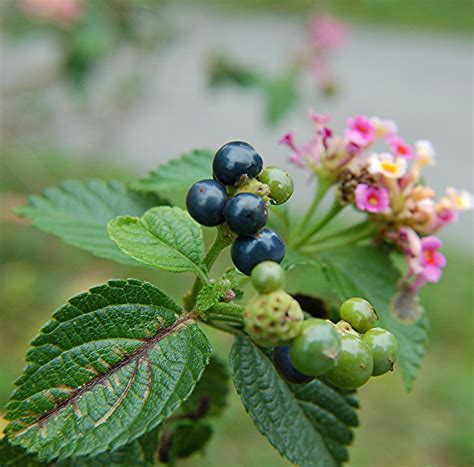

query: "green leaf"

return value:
[131, 150, 214, 199]
[16, 179, 165, 266]
[317, 246, 429, 391]
[262, 74, 298, 125]
[108, 206, 207, 281]
[230, 336, 358, 467]
[180, 355, 230, 418]
[0, 438, 45, 466]
[159, 422, 212, 464]
[4, 279, 211, 462]
[58, 428, 161, 466]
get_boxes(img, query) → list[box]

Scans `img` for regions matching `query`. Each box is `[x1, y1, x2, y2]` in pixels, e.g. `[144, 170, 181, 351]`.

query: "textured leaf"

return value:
[16, 179, 165, 266]
[319, 246, 430, 391]
[131, 150, 214, 198]
[180, 355, 230, 418]
[108, 206, 207, 281]
[0, 438, 45, 466]
[4, 279, 211, 462]
[58, 427, 161, 466]
[230, 336, 358, 467]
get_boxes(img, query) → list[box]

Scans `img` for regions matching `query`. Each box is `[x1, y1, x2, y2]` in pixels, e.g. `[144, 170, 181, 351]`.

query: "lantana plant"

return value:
[208, 14, 348, 125]
[0, 117, 471, 466]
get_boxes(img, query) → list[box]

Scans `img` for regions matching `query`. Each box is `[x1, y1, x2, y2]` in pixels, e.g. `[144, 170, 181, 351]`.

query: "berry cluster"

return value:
[244, 266, 398, 390]
[186, 141, 294, 275]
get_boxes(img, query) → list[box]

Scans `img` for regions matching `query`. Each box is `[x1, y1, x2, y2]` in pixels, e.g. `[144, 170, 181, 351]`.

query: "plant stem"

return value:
[206, 303, 245, 327]
[305, 220, 371, 247]
[184, 229, 232, 311]
[296, 178, 331, 237]
[300, 223, 377, 254]
[293, 199, 345, 248]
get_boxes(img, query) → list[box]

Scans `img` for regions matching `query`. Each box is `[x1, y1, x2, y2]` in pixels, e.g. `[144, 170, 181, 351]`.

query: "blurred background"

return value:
[0, 1, 473, 466]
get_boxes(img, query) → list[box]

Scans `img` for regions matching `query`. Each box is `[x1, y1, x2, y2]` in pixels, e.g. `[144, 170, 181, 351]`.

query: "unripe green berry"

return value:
[340, 297, 378, 333]
[362, 327, 398, 376]
[258, 166, 294, 205]
[251, 261, 286, 294]
[290, 319, 342, 377]
[325, 334, 373, 389]
[244, 291, 304, 346]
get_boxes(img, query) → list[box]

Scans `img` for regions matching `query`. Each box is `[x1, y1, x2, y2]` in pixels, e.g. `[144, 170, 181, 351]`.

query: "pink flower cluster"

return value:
[20, 0, 84, 27]
[306, 15, 348, 92]
[280, 112, 473, 291]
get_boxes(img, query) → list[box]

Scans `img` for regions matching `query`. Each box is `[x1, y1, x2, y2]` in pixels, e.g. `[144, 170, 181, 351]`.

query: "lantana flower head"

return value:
[368, 152, 407, 179]
[309, 15, 347, 51]
[280, 111, 472, 292]
[20, 0, 84, 26]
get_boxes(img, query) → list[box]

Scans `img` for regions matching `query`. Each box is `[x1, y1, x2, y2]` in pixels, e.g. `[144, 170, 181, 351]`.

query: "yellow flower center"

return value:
[368, 195, 379, 206]
[381, 161, 398, 174]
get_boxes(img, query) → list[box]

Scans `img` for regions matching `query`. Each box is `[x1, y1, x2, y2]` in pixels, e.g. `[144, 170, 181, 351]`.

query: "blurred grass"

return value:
[197, 0, 474, 34]
[0, 149, 473, 466]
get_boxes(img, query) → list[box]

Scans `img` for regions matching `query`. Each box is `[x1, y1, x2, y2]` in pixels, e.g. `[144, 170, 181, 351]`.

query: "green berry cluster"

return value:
[244, 268, 398, 390]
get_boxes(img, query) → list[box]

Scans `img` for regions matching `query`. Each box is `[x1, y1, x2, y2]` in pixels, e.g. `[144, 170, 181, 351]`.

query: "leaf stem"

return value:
[184, 228, 232, 311]
[293, 199, 345, 248]
[300, 223, 378, 254]
[305, 220, 372, 246]
[295, 178, 332, 238]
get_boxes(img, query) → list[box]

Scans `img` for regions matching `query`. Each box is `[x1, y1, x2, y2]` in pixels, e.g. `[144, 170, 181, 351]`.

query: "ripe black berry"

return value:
[231, 227, 285, 275]
[224, 193, 268, 236]
[213, 141, 263, 186]
[186, 179, 227, 227]
[273, 345, 313, 384]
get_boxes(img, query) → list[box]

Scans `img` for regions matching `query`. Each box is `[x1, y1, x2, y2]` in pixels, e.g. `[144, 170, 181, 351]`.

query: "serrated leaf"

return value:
[180, 355, 229, 418]
[230, 336, 358, 467]
[16, 179, 166, 266]
[108, 206, 207, 281]
[131, 150, 214, 198]
[319, 246, 430, 391]
[0, 438, 45, 466]
[1, 429, 161, 466]
[4, 279, 211, 462]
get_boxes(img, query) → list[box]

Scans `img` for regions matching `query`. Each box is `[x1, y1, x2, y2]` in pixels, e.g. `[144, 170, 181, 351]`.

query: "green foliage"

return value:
[108, 206, 208, 281]
[131, 150, 214, 200]
[230, 336, 358, 466]
[181, 356, 230, 418]
[4, 279, 211, 462]
[159, 422, 213, 464]
[262, 74, 298, 125]
[16, 179, 165, 266]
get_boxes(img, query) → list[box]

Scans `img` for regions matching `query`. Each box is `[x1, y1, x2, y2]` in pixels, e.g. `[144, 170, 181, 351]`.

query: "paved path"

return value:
[1, 5, 472, 246]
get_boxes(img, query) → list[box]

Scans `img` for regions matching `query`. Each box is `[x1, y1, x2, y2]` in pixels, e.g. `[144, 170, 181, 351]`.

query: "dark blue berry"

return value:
[213, 141, 263, 186]
[273, 345, 314, 384]
[186, 179, 227, 227]
[231, 227, 285, 275]
[224, 193, 268, 236]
